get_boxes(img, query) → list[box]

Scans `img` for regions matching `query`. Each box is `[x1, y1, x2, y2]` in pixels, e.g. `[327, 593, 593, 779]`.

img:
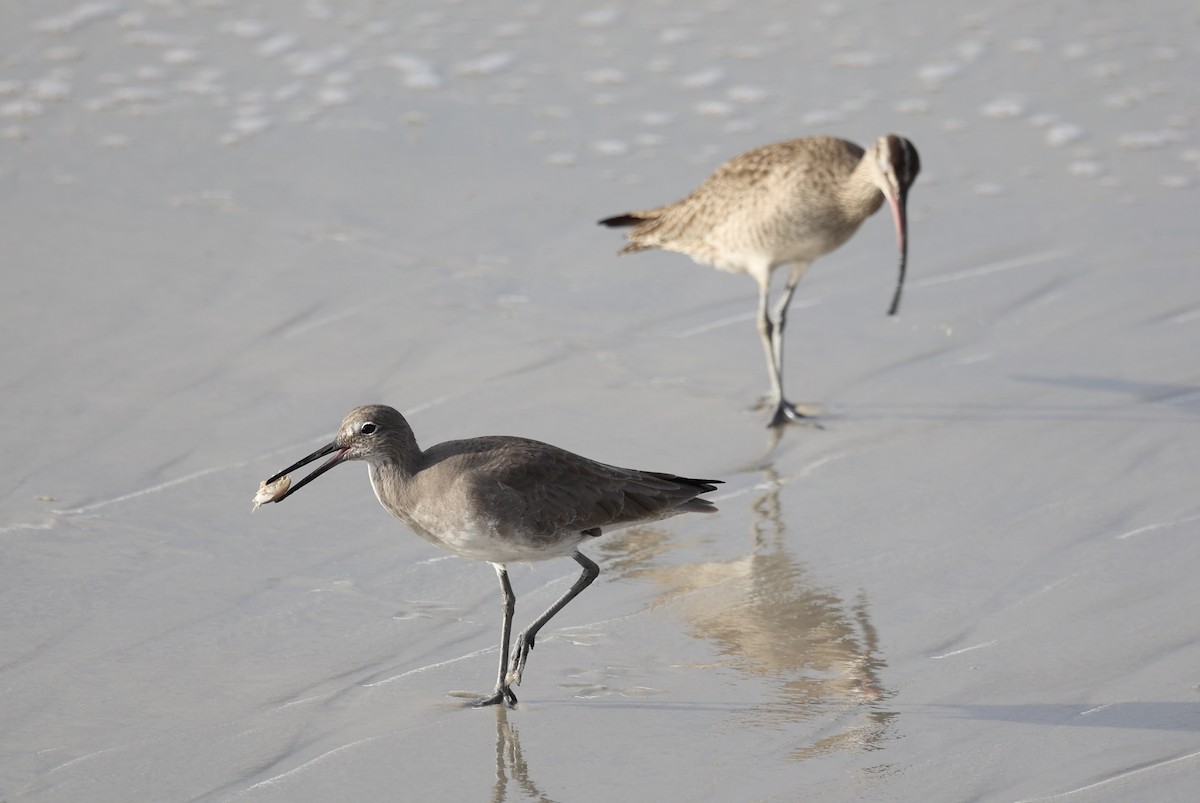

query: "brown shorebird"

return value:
[600, 134, 920, 427]
[257, 404, 720, 707]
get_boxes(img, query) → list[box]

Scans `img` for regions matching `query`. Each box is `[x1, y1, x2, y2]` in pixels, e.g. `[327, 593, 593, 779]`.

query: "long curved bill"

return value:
[263, 441, 349, 503]
[885, 186, 910, 317]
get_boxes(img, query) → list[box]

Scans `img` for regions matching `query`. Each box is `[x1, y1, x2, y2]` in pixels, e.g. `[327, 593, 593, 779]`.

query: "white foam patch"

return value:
[495, 22, 526, 38]
[579, 8, 621, 27]
[981, 96, 1027, 118]
[1046, 124, 1085, 147]
[1089, 61, 1124, 80]
[117, 11, 146, 30]
[1117, 130, 1183, 150]
[930, 640, 998, 659]
[832, 51, 888, 68]
[305, 1, 334, 20]
[918, 62, 960, 85]
[125, 30, 188, 49]
[803, 109, 843, 125]
[680, 68, 724, 89]
[257, 33, 298, 58]
[1104, 88, 1144, 109]
[32, 2, 119, 34]
[29, 78, 73, 102]
[727, 85, 768, 104]
[584, 68, 626, 86]
[1011, 37, 1045, 54]
[163, 48, 201, 66]
[222, 19, 271, 39]
[1, 99, 45, 119]
[45, 46, 83, 62]
[696, 100, 733, 118]
[660, 27, 697, 44]
[958, 39, 987, 61]
[455, 52, 516, 76]
[385, 54, 441, 89]
[591, 139, 629, 156]
[316, 86, 351, 106]
[1062, 41, 1090, 59]
[285, 46, 350, 77]
[895, 98, 930, 114]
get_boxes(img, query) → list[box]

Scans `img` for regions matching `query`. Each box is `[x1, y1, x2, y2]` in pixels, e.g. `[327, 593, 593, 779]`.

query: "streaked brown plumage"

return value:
[259, 404, 720, 706]
[601, 134, 920, 427]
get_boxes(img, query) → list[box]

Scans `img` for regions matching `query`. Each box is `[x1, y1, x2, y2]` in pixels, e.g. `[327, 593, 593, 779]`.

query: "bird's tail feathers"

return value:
[663, 475, 722, 514]
[598, 212, 646, 228]
[679, 497, 719, 514]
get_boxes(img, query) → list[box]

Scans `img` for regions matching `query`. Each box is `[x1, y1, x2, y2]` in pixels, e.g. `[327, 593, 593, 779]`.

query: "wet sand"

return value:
[2, 2, 1198, 800]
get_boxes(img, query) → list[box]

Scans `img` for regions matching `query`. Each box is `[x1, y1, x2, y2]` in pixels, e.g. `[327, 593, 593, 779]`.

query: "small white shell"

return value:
[252, 475, 290, 511]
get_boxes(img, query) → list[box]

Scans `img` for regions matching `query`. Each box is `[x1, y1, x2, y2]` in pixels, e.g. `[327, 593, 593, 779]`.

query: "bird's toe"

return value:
[472, 686, 518, 708]
[767, 401, 823, 429]
[506, 633, 536, 687]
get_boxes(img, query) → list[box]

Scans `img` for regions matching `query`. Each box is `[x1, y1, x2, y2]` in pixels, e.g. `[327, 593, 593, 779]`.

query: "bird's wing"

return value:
[438, 437, 716, 536]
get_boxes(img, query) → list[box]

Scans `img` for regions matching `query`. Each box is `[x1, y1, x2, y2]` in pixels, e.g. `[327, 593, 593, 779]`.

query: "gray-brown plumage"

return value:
[260, 404, 720, 706]
[601, 134, 920, 427]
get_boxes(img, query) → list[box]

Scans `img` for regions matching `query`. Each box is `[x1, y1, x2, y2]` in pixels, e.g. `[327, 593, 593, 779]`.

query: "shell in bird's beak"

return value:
[256, 441, 350, 506]
[252, 475, 290, 511]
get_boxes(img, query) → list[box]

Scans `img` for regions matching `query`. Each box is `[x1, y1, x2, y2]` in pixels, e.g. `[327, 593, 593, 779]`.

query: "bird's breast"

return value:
[701, 209, 864, 271]
[404, 506, 588, 563]
[369, 464, 587, 564]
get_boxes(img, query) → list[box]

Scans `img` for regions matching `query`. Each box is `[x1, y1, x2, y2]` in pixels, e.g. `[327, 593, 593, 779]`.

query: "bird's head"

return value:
[260, 405, 414, 503]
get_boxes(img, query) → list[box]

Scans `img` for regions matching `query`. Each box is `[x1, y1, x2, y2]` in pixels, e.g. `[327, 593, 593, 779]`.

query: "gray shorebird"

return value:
[600, 134, 920, 427]
[257, 404, 720, 707]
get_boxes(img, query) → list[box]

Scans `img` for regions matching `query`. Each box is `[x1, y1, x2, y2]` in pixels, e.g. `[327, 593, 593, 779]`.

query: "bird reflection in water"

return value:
[601, 468, 897, 760]
[491, 705, 557, 803]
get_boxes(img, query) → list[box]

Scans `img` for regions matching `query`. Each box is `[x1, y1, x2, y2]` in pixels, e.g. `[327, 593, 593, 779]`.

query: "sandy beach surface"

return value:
[3, 1, 1199, 800]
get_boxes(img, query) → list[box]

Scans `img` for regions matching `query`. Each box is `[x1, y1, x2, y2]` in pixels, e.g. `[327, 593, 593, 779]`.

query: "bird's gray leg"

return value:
[756, 277, 785, 412]
[769, 273, 799, 378]
[474, 563, 519, 707]
[507, 552, 599, 689]
[762, 265, 812, 427]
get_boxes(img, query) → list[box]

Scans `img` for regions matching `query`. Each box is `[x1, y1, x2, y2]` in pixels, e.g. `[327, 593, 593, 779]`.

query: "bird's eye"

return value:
[360, 422, 377, 435]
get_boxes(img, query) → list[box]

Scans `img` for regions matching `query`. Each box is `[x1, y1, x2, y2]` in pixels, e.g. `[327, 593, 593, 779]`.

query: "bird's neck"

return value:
[369, 458, 416, 517]
[841, 158, 887, 220]
[366, 435, 423, 513]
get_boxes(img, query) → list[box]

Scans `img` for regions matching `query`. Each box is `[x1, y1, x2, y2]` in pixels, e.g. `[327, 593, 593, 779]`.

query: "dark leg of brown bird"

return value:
[506, 552, 600, 690]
